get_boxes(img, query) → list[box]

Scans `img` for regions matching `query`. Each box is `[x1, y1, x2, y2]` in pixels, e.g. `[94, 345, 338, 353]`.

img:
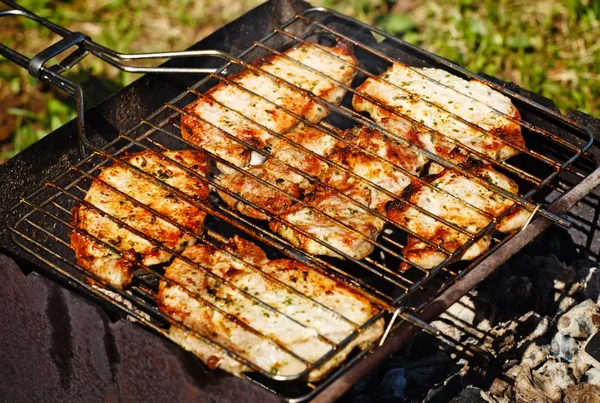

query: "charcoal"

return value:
[583, 368, 600, 385]
[563, 383, 600, 403]
[513, 363, 569, 403]
[569, 352, 590, 383]
[432, 292, 495, 342]
[513, 365, 550, 402]
[485, 253, 577, 317]
[521, 343, 550, 369]
[423, 373, 465, 403]
[557, 300, 600, 339]
[448, 387, 490, 403]
[374, 368, 407, 401]
[534, 360, 575, 398]
[580, 333, 600, 370]
[404, 350, 449, 387]
[551, 333, 579, 362]
[488, 367, 517, 402]
[501, 275, 533, 304]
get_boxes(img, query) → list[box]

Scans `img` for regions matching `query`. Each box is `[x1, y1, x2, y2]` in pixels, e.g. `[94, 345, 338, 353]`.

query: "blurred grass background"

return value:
[0, 0, 598, 163]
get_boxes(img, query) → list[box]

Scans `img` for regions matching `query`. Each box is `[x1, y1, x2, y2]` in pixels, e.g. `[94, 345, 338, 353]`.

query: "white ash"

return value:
[580, 266, 600, 304]
[521, 343, 549, 368]
[551, 332, 579, 362]
[569, 352, 590, 382]
[534, 360, 575, 398]
[483, 264, 600, 403]
[431, 292, 495, 342]
[557, 299, 600, 339]
[583, 368, 600, 385]
[564, 383, 600, 401]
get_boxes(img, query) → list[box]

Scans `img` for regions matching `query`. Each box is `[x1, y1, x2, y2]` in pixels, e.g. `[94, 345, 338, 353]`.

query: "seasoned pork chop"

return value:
[353, 65, 524, 163]
[71, 150, 210, 289]
[269, 185, 385, 260]
[269, 124, 341, 178]
[375, 117, 469, 175]
[217, 124, 340, 220]
[217, 159, 306, 220]
[270, 125, 427, 260]
[157, 236, 384, 380]
[324, 126, 427, 212]
[181, 41, 356, 173]
[387, 161, 529, 270]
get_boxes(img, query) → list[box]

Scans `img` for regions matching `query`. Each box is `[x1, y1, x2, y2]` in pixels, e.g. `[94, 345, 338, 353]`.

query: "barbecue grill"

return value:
[1, 0, 599, 401]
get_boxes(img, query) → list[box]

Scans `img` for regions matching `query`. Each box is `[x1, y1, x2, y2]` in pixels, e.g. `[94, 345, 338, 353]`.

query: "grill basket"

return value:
[1, 0, 599, 400]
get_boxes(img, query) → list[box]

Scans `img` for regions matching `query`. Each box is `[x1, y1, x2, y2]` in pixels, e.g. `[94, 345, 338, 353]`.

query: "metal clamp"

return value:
[0, 0, 233, 158]
[28, 32, 88, 79]
[520, 203, 542, 232]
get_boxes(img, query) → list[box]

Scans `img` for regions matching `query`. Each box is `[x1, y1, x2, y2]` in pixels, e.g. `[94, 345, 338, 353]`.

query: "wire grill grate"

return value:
[3, 5, 599, 401]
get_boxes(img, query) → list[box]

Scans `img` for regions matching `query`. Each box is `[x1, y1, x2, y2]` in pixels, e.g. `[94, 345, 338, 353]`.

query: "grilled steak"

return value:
[387, 161, 529, 270]
[181, 41, 357, 174]
[353, 65, 525, 166]
[157, 236, 384, 380]
[70, 150, 210, 289]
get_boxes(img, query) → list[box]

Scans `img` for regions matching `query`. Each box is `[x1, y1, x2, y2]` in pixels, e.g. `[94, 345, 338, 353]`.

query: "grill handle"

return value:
[0, 0, 233, 157]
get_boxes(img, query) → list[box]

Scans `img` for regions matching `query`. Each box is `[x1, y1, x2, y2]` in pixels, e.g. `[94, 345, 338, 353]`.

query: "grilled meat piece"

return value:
[181, 41, 357, 173]
[157, 236, 384, 380]
[269, 185, 384, 260]
[270, 125, 427, 260]
[374, 117, 469, 175]
[324, 126, 427, 212]
[387, 161, 529, 270]
[353, 64, 525, 164]
[269, 123, 341, 178]
[71, 150, 210, 289]
[217, 159, 306, 220]
[216, 124, 340, 220]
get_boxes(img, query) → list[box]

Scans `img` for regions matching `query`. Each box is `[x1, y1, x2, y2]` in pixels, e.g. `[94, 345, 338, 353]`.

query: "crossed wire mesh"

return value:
[6, 6, 598, 399]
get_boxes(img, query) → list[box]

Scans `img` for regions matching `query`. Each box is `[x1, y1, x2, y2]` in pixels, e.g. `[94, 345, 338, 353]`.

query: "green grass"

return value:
[0, 0, 262, 161]
[1, 0, 599, 162]
[321, 0, 600, 116]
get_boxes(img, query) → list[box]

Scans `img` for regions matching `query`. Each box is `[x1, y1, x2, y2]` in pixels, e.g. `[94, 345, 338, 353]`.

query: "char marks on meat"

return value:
[70, 150, 210, 289]
[216, 124, 340, 220]
[181, 41, 357, 174]
[387, 160, 529, 270]
[270, 125, 427, 260]
[157, 236, 384, 380]
[353, 64, 525, 166]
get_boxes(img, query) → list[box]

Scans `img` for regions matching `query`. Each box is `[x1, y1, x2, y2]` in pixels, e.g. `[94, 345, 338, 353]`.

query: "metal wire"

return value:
[3, 3, 598, 401]
[245, 40, 569, 226]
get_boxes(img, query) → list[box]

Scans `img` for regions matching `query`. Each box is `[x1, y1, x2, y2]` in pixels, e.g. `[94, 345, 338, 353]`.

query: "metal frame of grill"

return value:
[2, 0, 600, 401]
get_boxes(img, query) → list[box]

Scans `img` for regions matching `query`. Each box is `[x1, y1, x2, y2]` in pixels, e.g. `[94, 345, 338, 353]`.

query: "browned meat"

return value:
[387, 161, 529, 270]
[157, 236, 384, 380]
[181, 41, 357, 173]
[71, 150, 210, 289]
[353, 64, 525, 166]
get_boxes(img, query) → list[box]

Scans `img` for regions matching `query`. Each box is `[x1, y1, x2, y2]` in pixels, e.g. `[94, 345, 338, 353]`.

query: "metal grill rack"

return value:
[2, 1, 599, 401]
